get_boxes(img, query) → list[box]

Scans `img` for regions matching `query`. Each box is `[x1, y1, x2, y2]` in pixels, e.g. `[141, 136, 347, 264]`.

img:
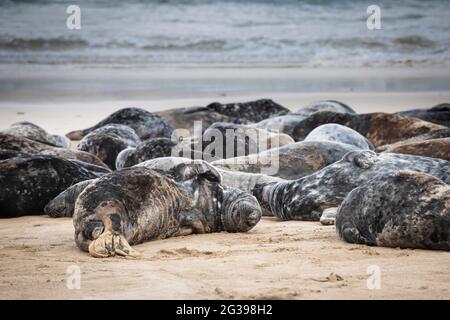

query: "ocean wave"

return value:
[141, 39, 230, 51]
[0, 36, 89, 50]
[392, 35, 435, 48]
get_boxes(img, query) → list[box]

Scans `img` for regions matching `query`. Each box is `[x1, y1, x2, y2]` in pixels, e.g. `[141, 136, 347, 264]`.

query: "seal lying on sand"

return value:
[395, 103, 450, 127]
[180, 122, 295, 160]
[115, 138, 177, 169]
[377, 138, 450, 161]
[77, 124, 141, 169]
[292, 111, 445, 146]
[46, 157, 280, 218]
[336, 171, 450, 251]
[254, 151, 450, 221]
[45, 179, 96, 218]
[67, 107, 173, 140]
[73, 166, 262, 258]
[0, 133, 107, 167]
[212, 141, 359, 179]
[0, 155, 110, 217]
[252, 100, 355, 136]
[304, 124, 374, 150]
[3, 121, 70, 148]
[155, 99, 289, 131]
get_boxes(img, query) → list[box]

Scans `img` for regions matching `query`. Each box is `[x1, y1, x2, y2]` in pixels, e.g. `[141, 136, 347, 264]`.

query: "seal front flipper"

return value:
[86, 200, 140, 258]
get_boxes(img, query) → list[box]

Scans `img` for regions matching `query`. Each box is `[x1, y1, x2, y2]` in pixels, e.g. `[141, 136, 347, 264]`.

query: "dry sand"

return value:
[1, 65, 450, 299]
[1, 216, 449, 299]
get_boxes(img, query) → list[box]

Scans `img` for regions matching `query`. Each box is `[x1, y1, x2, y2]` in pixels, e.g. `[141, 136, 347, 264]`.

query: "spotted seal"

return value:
[73, 166, 262, 258]
[0, 155, 110, 217]
[336, 171, 450, 251]
[115, 137, 177, 169]
[292, 111, 445, 146]
[44, 179, 96, 218]
[3, 121, 70, 148]
[156, 99, 289, 132]
[252, 100, 356, 136]
[254, 150, 450, 221]
[304, 124, 374, 150]
[0, 133, 107, 167]
[67, 107, 173, 140]
[77, 124, 141, 169]
[212, 141, 359, 179]
[395, 103, 450, 127]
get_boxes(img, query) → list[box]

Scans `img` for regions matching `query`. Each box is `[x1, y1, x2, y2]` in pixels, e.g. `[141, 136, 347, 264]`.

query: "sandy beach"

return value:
[1, 65, 450, 299]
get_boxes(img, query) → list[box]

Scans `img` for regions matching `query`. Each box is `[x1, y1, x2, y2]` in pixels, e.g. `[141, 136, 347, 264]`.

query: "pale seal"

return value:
[73, 166, 262, 258]
[0, 155, 110, 217]
[77, 124, 141, 169]
[336, 171, 450, 251]
[304, 123, 374, 150]
[254, 150, 450, 221]
[66, 107, 173, 140]
[3, 121, 70, 148]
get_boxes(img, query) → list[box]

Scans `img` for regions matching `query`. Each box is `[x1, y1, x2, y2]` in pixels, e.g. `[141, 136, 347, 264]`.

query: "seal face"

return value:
[66, 107, 174, 140]
[212, 141, 359, 180]
[3, 121, 70, 148]
[336, 171, 450, 251]
[256, 150, 450, 221]
[292, 111, 445, 146]
[115, 137, 176, 169]
[73, 166, 261, 258]
[77, 124, 141, 169]
[0, 133, 108, 167]
[304, 123, 374, 150]
[395, 103, 450, 127]
[0, 155, 110, 217]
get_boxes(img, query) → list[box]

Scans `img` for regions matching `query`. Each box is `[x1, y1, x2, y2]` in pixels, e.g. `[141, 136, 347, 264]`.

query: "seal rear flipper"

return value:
[173, 161, 222, 183]
[343, 150, 378, 169]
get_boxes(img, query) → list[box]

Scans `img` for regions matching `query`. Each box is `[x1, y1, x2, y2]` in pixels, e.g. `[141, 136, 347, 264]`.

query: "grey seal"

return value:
[212, 141, 359, 179]
[73, 166, 262, 258]
[0, 133, 108, 167]
[77, 124, 141, 169]
[0, 155, 110, 217]
[115, 137, 176, 169]
[336, 171, 450, 251]
[378, 137, 450, 161]
[156, 99, 289, 131]
[395, 103, 450, 127]
[292, 111, 445, 146]
[3, 121, 70, 148]
[252, 100, 356, 136]
[67, 107, 173, 140]
[44, 179, 96, 218]
[255, 150, 450, 221]
[304, 123, 374, 150]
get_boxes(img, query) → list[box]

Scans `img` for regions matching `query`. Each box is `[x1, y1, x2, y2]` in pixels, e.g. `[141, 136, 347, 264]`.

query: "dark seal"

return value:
[66, 107, 173, 140]
[73, 166, 262, 258]
[0, 155, 110, 217]
[77, 124, 141, 169]
[336, 171, 450, 251]
[254, 150, 450, 221]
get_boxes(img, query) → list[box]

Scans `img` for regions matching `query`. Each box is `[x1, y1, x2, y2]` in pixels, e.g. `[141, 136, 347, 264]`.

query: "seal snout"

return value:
[221, 188, 262, 233]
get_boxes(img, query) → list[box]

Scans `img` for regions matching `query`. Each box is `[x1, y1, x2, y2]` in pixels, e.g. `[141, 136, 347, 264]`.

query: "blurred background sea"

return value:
[1, 0, 450, 67]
